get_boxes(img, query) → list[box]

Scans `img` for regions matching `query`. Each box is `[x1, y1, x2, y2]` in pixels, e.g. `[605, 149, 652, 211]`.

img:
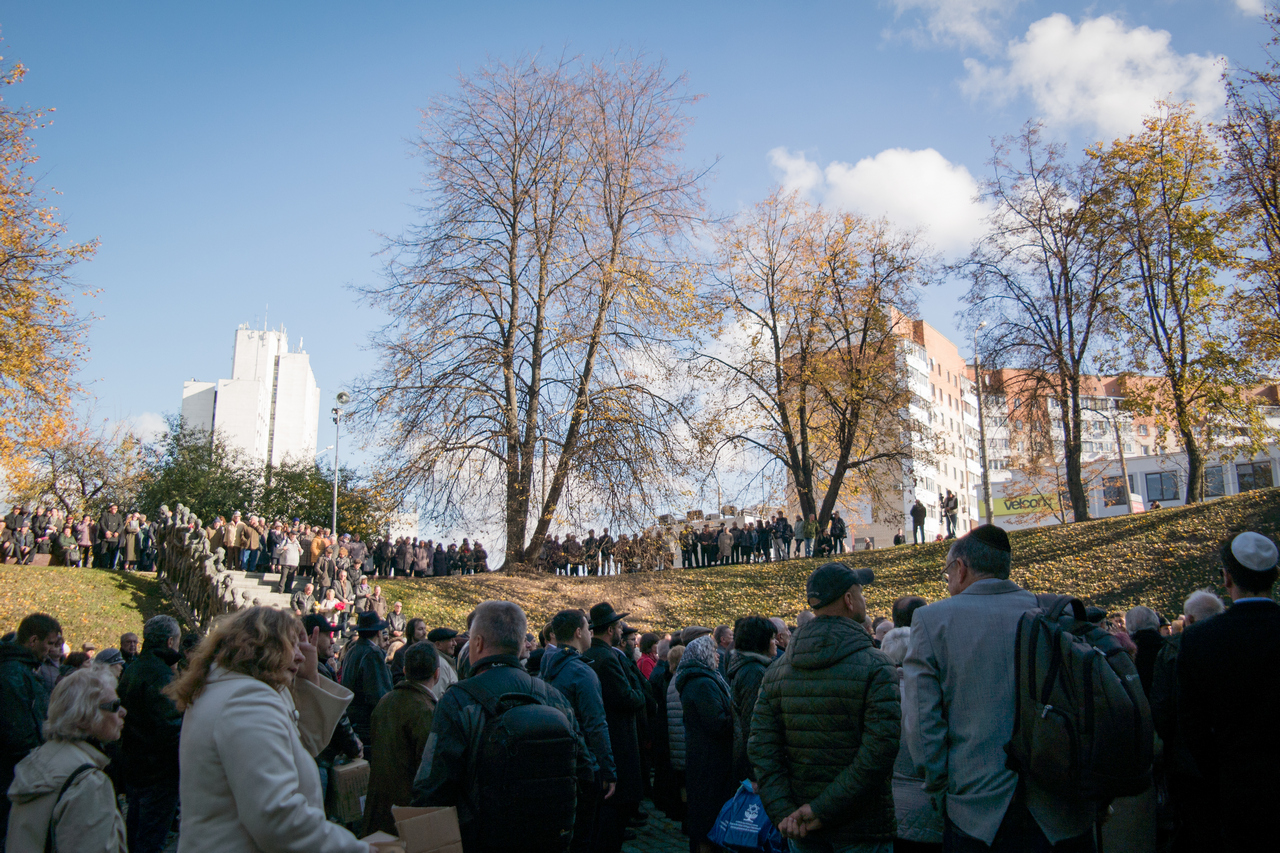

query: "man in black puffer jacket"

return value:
[749, 563, 900, 852]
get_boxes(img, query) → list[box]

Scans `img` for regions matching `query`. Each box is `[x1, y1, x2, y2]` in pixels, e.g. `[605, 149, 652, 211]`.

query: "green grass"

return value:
[0, 564, 180, 650]
[377, 487, 1280, 632]
[4, 488, 1276, 643]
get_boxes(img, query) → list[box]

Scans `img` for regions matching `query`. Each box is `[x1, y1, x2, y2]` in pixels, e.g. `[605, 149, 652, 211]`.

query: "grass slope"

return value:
[0, 565, 179, 649]
[379, 487, 1280, 632]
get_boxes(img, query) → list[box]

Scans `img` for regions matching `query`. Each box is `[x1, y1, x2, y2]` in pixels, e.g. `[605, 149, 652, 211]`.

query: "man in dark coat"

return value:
[340, 611, 394, 757]
[750, 563, 899, 849]
[543, 609, 616, 853]
[0, 613, 59, 848]
[98, 503, 124, 568]
[726, 616, 777, 781]
[118, 615, 184, 853]
[363, 641, 439, 836]
[411, 601, 592, 852]
[1178, 532, 1280, 851]
[583, 602, 646, 853]
[909, 499, 927, 545]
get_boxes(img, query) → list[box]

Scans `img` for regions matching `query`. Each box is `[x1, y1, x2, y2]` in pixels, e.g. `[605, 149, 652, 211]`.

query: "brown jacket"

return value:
[362, 680, 436, 836]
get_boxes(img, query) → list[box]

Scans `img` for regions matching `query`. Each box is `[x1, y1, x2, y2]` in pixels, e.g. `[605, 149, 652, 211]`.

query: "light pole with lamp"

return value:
[331, 392, 350, 536]
[973, 323, 994, 525]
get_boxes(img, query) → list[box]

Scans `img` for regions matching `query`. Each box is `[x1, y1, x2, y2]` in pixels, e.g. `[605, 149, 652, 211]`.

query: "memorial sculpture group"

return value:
[154, 504, 268, 631]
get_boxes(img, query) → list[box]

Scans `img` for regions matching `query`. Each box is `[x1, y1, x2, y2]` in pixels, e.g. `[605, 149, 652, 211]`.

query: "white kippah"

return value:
[1231, 532, 1279, 572]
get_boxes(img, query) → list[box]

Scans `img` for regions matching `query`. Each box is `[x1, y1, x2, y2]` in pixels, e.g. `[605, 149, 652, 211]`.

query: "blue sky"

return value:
[2, 0, 1270, 450]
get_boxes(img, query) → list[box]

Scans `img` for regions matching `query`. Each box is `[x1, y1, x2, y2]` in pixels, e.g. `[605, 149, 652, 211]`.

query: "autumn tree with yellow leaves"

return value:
[1093, 102, 1268, 504]
[0, 49, 98, 461]
[701, 190, 932, 531]
[356, 53, 707, 567]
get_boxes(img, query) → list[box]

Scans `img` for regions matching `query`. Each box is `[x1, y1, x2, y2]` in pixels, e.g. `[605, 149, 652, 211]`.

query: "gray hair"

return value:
[796, 610, 815, 628]
[949, 535, 1011, 579]
[880, 627, 911, 666]
[471, 600, 527, 655]
[1183, 589, 1225, 625]
[1125, 605, 1160, 634]
[44, 667, 118, 742]
[143, 614, 181, 647]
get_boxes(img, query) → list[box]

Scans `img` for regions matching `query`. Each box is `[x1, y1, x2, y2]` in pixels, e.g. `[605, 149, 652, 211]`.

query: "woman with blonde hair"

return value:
[6, 667, 127, 852]
[164, 606, 372, 853]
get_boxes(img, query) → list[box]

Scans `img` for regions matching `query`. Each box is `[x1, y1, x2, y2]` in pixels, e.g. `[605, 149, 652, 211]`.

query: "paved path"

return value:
[624, 800, 687, 853]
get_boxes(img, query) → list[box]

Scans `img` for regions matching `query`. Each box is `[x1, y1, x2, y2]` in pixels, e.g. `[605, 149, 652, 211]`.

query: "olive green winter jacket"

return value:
[748, 614, 900, 843]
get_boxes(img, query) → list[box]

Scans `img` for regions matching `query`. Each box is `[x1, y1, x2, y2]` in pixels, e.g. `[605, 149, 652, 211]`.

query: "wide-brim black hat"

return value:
[589, 602, 629, 631]
[356, 611, 388, 632]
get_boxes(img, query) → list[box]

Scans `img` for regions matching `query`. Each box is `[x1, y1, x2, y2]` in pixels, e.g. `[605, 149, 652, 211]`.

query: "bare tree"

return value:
[6, 417, 144, 516]
[701, 190, 931, 531]
[356, 53, 706, 567]
[958, 123, 1127, 522]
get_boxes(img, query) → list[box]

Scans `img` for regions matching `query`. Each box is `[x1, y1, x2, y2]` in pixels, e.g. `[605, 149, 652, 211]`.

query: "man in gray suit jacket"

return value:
[902, 525, 1094, 852]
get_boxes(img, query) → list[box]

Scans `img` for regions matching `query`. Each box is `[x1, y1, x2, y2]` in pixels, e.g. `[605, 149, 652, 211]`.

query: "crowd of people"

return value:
[1, 521, 1278, 853]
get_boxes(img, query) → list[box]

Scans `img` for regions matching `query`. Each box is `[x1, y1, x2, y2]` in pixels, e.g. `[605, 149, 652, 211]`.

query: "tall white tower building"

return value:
[181, 325, 321, 467]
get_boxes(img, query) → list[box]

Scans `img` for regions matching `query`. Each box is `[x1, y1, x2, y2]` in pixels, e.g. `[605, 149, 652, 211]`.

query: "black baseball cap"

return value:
[806, 562, 875, 609]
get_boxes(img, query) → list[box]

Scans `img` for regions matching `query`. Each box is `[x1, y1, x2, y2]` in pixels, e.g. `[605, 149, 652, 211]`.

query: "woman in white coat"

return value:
[6, 667, 128, 852]
[164, 606, 374, 853]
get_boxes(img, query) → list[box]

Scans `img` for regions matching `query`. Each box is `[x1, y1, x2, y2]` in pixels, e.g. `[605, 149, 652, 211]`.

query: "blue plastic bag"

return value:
[708, 780, 787, 853]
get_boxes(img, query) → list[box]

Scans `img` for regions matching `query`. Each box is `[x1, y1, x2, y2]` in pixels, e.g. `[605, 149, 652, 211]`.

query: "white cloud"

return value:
[769, 147, 988, 254]
[124, 411, 168, 443]
[1237, 0, 1266, 15]
[963, 14, 1226, 139]
[890, 0, 1025, 51]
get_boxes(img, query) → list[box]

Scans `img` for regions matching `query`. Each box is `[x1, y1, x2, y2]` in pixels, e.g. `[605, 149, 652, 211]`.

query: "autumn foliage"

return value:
[0, 50, 98, 462]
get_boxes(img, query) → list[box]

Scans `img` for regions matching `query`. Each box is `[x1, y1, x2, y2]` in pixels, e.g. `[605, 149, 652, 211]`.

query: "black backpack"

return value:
[1005, 596, 1153, 802]
[454, 678, 578, 853]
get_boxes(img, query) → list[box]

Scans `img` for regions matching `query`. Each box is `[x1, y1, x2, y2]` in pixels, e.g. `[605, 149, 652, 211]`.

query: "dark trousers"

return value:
[912, 521, 926, 544]
[700, 545, 714, 567]
[126, 779, 181, 853]
[943, 800, 1093, 853]
[276, 566, 296, 594]
[592, 798, 637, 853]
[573, 780, 601, 853]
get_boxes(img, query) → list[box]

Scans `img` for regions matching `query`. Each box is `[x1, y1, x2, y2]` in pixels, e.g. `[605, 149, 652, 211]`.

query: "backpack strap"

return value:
[454, 677, 501, 716]
[1045, 596, 1087, 623]
[45, 763, 97, 853]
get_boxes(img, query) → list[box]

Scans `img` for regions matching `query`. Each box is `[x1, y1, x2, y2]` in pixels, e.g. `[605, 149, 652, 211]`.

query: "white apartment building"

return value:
[181, 325, 321, 467]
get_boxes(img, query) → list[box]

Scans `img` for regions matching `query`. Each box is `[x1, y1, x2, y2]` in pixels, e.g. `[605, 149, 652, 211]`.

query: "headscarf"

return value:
[677, 634, 732, 701]
[681, 634, 720, 671]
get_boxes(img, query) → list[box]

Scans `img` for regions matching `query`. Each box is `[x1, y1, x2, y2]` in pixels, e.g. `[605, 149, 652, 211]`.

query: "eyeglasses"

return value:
[943, 558, 956, 580]
[98, 699, 123, 714]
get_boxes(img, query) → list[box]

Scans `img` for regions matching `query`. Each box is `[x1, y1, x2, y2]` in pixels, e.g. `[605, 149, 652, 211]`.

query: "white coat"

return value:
[175, 666, 368, 853]
[6, 739, 126, 853]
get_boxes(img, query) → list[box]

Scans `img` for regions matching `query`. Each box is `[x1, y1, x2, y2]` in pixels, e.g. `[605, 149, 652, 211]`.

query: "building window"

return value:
[1128, 474, 1137, 494]
[1138, 424, 1149, 436]
[1203, 465, 1225, 498]
[1102, 476, 1128, 507]
[1145, 471, 1180, 502]
[1141, 445, 1150, 456]
[1236, 461, 1274, 493]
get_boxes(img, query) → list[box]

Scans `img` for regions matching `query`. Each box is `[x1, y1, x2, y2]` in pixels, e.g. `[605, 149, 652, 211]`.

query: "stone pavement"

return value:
[624, 800, 688, 853]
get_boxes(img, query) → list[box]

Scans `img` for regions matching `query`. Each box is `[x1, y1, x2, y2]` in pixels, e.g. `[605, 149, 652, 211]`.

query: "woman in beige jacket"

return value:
[6, 667, 128, 852]
[165, 606, 373, 853]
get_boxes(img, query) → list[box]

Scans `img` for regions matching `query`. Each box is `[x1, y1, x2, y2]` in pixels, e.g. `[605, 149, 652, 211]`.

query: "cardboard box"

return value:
[359, 831, 407, 853]
[391, 806, 463, 853]
[327, 757, 370, 825]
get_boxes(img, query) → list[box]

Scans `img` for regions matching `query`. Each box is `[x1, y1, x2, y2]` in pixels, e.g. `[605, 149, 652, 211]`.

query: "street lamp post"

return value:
[331, 392, 350, 535]
[973, 323, 993, 525]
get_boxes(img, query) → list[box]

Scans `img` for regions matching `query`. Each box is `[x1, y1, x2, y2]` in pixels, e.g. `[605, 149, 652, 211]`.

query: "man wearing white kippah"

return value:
[1178, 531, 1280, 852]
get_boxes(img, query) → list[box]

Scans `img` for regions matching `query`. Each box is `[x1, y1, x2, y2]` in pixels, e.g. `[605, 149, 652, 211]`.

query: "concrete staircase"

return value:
[222, 570, 294, 610]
